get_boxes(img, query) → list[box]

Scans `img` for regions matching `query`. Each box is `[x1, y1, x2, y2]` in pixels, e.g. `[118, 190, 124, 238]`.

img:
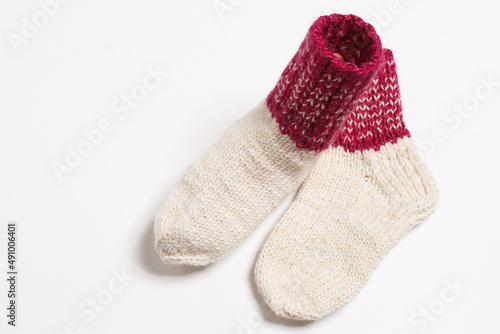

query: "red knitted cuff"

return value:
[333, 49, 410, 152]
[267, 14, 383, 152]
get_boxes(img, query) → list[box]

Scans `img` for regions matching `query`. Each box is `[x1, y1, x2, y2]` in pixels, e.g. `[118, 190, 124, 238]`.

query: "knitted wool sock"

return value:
[254, 49, 439, 320]
[154, 14, 383, 266]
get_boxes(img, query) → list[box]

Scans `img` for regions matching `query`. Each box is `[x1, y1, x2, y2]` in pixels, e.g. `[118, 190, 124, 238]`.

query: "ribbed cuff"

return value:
[267, 14, 383, 152]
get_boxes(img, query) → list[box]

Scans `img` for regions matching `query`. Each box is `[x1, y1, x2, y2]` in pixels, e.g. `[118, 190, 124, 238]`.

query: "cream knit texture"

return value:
[154, 102, 317, 266]
[254, 137, 439, 321]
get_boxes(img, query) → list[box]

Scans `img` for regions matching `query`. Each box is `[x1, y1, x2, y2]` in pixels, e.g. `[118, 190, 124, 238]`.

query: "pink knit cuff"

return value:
[333, 49, 410, 152]
[267, 14, 383, 152]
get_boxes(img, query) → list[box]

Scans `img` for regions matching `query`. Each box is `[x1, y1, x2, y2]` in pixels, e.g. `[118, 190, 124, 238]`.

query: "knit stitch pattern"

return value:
[154, 103, 317, 266]
[267, 14, 383, 152]
[333, 49, 410, 151]
[154, 14, 385, 266]
[255, 50, 439, 321]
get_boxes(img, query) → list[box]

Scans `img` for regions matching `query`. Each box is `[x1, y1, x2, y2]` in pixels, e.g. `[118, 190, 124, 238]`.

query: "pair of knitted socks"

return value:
[153, 14, 439, 321]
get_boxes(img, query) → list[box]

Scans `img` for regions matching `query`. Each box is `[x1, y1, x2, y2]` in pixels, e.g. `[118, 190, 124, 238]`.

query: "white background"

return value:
[1, 0, 499, 333]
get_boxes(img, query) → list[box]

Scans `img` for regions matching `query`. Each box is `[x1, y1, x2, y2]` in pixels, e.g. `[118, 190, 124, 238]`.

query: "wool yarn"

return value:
[154, 14, 383, 266]
[254, 49, 439, 321]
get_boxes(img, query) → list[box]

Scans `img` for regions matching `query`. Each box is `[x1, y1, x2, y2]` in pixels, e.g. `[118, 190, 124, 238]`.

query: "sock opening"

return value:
[313, 14, 381, 71]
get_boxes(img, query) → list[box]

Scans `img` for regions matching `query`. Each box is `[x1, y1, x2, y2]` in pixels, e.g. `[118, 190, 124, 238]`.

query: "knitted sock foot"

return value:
[154, 14, 383, 266]
[254, 49, 439, 320]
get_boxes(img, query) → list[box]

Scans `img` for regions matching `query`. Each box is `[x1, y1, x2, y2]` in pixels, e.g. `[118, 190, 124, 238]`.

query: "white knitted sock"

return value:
[154, 14, 384, 266]
[154, 103, 316, 265]
[254, 49, 439, 320]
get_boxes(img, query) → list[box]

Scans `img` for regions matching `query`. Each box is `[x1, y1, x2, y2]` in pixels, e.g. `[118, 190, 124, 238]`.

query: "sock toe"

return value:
[154, 218, 220, 266]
